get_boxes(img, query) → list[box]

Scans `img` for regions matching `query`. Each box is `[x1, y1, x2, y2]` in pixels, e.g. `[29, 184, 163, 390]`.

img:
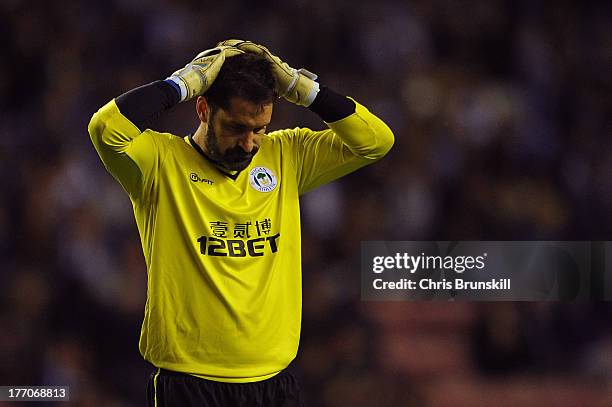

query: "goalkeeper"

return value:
[88, 40, 393, 406]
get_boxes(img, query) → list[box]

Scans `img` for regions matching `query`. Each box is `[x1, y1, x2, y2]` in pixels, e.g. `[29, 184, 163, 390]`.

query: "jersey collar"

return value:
[186, 134, 241, 181]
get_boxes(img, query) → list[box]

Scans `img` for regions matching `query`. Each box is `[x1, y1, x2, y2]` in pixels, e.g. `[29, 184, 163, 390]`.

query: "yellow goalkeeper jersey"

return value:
[88, 98, 393, 382]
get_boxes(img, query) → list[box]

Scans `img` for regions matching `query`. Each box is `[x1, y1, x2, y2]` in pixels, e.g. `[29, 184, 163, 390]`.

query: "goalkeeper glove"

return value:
[166, 46, 244, 102]
[217, 39, 320, 107]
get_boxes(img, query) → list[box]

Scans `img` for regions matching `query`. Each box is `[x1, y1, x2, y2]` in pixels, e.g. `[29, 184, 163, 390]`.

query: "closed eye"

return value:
[223, 121, 269, 135]
[227, 124, 247, 133]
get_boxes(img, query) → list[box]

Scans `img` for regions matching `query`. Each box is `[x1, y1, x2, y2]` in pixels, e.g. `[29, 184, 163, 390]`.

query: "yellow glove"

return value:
[217, 39, 320, 107]
[167, 46, 244, 102]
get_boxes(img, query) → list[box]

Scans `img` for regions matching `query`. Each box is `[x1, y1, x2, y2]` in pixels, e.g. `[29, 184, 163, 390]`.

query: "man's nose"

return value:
[238, 132, 256, 153]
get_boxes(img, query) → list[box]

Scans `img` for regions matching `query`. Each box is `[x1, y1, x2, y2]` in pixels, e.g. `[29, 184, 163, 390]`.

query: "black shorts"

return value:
[146, 366, 305, 407]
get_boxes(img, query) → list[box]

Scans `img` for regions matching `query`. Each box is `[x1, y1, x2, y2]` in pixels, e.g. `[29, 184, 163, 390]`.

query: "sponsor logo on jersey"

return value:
[190, 172, 213, 185]
[196, 218, 279, 257]
[249, 167, 277, 193]
[197, 234, 280, 257]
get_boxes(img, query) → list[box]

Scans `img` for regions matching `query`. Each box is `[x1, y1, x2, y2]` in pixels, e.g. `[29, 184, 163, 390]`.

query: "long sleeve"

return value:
[276, 98, 394, 195]
[326, 99, 395, 160]
[87, 81, 179, 201]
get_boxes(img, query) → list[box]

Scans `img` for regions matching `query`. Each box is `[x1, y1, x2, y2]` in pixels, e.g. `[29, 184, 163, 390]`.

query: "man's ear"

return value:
[196, 96, 209, 123]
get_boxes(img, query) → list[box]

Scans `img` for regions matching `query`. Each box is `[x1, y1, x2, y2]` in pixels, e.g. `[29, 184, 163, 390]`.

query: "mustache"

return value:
[224, 145, 259, 162]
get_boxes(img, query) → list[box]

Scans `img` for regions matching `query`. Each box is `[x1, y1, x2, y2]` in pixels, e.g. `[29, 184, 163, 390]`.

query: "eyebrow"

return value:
[224, 120, 270, 130]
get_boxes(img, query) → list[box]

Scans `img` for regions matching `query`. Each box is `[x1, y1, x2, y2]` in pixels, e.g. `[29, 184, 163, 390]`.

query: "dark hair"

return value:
[204, 52, 277, 111]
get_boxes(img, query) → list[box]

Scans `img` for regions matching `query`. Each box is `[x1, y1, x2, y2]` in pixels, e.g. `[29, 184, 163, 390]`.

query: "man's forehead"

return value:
[222, 97, 273, 122]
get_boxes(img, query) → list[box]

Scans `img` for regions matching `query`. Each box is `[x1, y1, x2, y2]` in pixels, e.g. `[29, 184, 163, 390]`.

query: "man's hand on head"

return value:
[216, 39, 319, 107]
[166, 46, 245, 102]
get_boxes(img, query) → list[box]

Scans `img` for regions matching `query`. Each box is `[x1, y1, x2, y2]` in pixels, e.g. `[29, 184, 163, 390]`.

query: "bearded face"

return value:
[204, 122, 259, 172]
[201, 97, 272, 172]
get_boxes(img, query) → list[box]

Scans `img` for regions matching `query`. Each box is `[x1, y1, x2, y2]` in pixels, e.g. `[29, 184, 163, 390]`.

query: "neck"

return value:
[190, 125, 237, 175]
[192, 124, 209, 155]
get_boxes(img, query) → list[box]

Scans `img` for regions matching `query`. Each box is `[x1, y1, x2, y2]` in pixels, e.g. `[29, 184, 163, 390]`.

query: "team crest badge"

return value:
[249, 166, 278, 193]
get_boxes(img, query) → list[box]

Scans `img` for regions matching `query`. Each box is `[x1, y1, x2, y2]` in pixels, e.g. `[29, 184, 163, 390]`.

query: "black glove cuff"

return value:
[116, 80, 180, 131]
[308, 86, 356, 123]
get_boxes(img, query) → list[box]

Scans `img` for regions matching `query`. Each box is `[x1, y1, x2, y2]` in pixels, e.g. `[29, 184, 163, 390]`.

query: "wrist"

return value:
[290, 69, 319, 107]
[308, 86, 355, 122]
[165, 77, 188, 102]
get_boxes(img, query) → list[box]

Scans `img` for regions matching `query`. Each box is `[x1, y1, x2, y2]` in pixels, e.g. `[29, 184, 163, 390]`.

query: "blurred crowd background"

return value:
[1, 0, 610, 405]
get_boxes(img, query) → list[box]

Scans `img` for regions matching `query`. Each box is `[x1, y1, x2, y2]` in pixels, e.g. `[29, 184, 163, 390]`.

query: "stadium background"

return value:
[0, 0, 610, 405]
